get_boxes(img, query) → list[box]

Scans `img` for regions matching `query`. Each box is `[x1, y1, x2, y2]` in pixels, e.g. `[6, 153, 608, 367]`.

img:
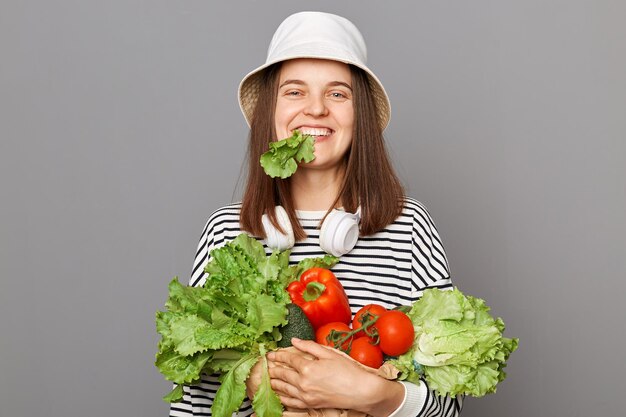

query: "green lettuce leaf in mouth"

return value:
[260, 130, 316, 178]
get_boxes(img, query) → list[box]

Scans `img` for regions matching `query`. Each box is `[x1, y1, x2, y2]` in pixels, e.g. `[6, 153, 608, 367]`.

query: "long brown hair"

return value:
[240, 62, 404, 240]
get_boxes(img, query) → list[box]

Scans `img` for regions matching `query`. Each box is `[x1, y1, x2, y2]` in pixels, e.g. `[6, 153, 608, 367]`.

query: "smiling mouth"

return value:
[295, 127, 333, 137]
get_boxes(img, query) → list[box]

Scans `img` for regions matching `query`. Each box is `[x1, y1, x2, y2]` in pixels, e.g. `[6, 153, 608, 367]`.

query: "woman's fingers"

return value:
[269, 384, 300, 404]
[267, 343, 321, 371]
[269, 378, 307, 408]
[267, 361, 301, 386]
[290, 337, 340, 359]
[268, 338, 338, 368]
[269, 368, 311, 410]
[275, 393, 308, 410]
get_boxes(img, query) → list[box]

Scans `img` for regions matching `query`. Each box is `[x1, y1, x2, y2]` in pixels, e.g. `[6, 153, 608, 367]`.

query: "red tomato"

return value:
[375, 310, 415, 356]
[349, 337, 384, 368]
[352, 304, 387, 339]
[315, 322, 352, 352]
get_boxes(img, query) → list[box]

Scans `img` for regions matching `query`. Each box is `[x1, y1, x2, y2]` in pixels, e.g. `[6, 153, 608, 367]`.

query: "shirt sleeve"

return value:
[386, 381, 463, 417]
[409, 201, 453, 291]
[188, 217, 213, 288]
[402, 201, 463, 416]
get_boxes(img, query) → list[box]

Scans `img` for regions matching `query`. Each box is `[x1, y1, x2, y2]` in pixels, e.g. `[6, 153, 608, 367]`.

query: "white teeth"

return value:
[298, 128, 332, 136]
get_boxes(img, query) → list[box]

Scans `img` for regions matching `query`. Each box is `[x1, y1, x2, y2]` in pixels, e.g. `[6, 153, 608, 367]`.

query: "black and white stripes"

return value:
[172, 197, 463, 417]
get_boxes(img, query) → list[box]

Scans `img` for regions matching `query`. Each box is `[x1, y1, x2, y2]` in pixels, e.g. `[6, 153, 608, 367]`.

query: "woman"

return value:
[172, 11, 462, 417]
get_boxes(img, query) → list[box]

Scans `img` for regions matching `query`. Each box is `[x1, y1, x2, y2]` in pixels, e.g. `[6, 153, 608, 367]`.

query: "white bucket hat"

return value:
[238, 11, 391, 131]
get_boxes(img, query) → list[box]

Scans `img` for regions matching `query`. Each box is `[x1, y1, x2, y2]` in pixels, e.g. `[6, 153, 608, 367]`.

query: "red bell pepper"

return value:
[287, 267, 352, 330]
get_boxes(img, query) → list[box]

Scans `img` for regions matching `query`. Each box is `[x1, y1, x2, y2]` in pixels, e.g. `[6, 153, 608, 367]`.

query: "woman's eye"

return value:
[285, 90, 302, 96]
[329, 92, 348, 99]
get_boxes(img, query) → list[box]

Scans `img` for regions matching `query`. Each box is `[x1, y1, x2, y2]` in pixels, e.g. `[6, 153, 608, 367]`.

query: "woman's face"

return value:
[274, 58, 354, 171]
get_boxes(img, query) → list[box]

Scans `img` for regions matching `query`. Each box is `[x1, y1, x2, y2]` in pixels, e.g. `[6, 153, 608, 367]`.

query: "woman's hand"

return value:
[267, 338, 405, 417]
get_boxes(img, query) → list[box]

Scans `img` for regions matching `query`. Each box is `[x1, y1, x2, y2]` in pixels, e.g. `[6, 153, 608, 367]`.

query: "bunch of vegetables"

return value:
[156, 231, 518, 417]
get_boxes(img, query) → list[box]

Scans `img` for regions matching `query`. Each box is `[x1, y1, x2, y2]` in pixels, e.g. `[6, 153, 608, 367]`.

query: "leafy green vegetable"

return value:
[293, 254, 339, 277]
[252, 345, 283, 417]
[162, 384, 184, 403]
[260, 130, 315, 178]
[213, 353, 259, 417]
[390, 287, 518, 397]
[155, 233, 338, 417]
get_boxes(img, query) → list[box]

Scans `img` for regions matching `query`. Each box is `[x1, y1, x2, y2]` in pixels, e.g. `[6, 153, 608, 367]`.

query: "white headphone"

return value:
[261, 206, 361, 257]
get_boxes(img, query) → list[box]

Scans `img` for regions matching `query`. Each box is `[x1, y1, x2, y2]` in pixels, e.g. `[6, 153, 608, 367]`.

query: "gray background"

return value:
[1, 1, 624, 416]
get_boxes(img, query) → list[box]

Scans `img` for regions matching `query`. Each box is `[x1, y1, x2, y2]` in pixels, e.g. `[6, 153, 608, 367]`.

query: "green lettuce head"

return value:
[391, 288, 518, 397]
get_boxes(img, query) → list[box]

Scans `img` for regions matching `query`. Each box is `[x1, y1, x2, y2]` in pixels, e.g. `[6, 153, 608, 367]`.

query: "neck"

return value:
[290, 166, 345, 211]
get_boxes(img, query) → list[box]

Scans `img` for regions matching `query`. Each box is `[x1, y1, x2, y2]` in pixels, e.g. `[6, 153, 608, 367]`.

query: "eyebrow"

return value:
[279, 79, 353, 91]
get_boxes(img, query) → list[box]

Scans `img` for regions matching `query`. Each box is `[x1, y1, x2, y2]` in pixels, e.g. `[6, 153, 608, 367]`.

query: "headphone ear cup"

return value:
[319, 209, 360, 257]
[262, 206, 295, 251]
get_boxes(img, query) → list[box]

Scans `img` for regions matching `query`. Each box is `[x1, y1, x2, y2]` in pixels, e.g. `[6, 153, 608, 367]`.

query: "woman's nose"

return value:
[303, 94, 328, 117]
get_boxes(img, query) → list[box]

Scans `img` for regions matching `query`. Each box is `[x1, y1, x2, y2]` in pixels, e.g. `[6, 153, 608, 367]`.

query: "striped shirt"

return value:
[170, 197, 463, 417]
